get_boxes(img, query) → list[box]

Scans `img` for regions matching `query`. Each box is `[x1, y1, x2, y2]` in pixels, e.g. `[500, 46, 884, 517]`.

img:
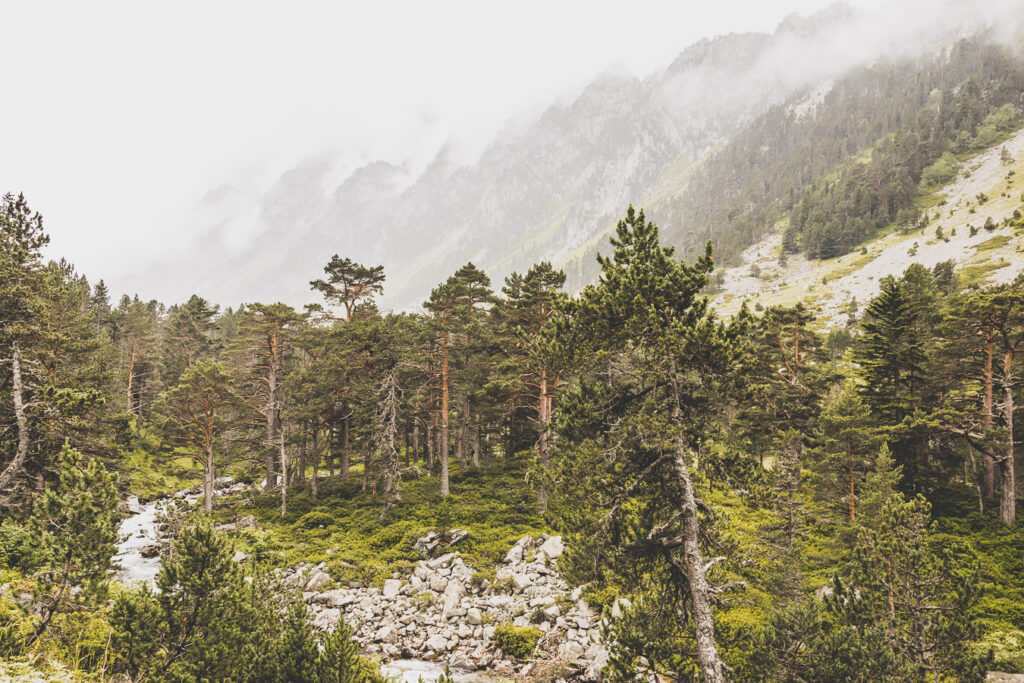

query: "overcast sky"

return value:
[0, 0, 925, 283]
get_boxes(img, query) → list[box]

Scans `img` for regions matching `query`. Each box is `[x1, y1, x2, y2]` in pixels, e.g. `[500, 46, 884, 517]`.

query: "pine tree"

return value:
[153, 359, 241, 512]
[856, 276, 926, 425]
[555, 207, 732, 682]
[23, 443, 119, 649]
[310, 255, 385, 321]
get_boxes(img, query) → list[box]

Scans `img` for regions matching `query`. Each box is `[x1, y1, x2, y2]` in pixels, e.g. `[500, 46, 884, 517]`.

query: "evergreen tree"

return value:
[554, 207, 736, 682]
[22, 443, 119, 649]
[310, 255, 385, 321]
[856, 276, 926, 425]
[153, 359, 241, 512]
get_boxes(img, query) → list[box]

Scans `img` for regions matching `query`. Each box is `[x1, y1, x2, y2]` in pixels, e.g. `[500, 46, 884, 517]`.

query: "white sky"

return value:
[3, 0, 882, 283]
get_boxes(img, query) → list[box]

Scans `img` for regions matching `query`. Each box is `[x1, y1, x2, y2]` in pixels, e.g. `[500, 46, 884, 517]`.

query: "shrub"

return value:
[293, 510, 337, 530]
[493, 623, 542, 659]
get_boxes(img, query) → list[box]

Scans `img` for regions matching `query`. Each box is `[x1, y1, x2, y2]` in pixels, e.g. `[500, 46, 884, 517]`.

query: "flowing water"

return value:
[113, 496, 166, 584]
[113, 493, 490, 682]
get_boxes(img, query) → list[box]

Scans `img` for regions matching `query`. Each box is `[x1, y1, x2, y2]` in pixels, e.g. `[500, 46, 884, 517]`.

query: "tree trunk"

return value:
[265, 359, 278, 492]
[1000, 349, 1016, 525]
[327, 426, 335, 477]
[426, 422, 435, 468]
[667, 360, 724, 683]
[848, 457, 856, 522]
[440, 331, 450, 497]
[982, 334, 996, 498]
[279, 427, 288, 516]
[203, 448, 214, 514]
[537, 370, 550, 510]
[340, 414, 350, 479]
[126, 340, 137, 414]
[311, 428, 319, 500]
[472, 425, 481, 469]
[671, 441, 725, 683]
[0, 343, 31, 492]
[413, 420, 421, 465]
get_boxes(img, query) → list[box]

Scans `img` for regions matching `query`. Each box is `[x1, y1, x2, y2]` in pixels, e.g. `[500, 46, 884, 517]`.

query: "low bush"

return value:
[493, 623, 542, 659]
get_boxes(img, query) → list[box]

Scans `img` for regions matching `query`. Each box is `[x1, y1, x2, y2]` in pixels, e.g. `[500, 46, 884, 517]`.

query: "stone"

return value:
[610, 597, 631, 619]
[374, 625, 397, 644]
[427, 552, 456, 569]
[382, 579, 402, 598]
[442, 579, 467, 617]
[236, 515, 259, 530]
[504, 543, 525, 564]
[559, 640, 585, 660]
[305, 571, 332, 592]
[466, 607, 482, 625]
[231, 551, 248, 562]
[425, 634, 449, 652]
[429, 575, 449, 592]
[512, 574, 531, 592]
[312, 608, 340, 631]
[543, 604, 560, 620]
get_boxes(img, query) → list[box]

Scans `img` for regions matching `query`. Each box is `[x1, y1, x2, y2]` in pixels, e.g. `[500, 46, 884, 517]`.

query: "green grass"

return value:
[213, 458, 550, 587]
[958, 258, 1010, 288]
[974, 234, 1013, 252]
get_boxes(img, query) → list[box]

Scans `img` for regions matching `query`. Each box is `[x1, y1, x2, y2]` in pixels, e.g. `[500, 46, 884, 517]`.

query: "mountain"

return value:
[113, 3, 1019, 311]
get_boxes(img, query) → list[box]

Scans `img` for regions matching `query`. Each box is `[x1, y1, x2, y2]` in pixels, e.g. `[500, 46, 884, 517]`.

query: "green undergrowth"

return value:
[214, 459, 550, 587]
[119, 424, 200, 501]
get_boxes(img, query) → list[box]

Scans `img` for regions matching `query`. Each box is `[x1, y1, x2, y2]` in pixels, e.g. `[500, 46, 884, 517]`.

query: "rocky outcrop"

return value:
[285, 534, 608, 680]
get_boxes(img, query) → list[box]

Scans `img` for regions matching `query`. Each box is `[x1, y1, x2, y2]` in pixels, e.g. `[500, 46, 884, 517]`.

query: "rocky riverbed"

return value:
[113, 482, 608, 681]
[285, 534, 608, 680]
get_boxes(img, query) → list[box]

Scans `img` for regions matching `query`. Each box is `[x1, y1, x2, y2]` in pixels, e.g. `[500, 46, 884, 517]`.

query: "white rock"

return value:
[382, 579, 402, 598]
[374, 625, 397, 643]
[512, 574, 531, 592]
[543, 604, 560, 620]
[442, 579, 467, 617]
[305, 571, 332, 592]
[559, 640, 585, 660]
[231, 551, 248, 562]
[466, 607, 482, 625]
[427, 552, 455, 569]
[312, 608, 341, 631]
[425, 634, 449, 652]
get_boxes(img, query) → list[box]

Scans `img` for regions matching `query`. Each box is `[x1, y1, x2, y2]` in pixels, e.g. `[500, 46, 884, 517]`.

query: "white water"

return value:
[113, 496, 166, 584]
[113, 492, 491, 681]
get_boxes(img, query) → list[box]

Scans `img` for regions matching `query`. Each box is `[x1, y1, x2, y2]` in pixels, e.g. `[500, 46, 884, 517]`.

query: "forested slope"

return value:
[3, 183, 1024, 679]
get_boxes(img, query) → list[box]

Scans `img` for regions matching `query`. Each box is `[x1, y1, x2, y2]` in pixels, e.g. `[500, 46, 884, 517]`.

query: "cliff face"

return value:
[114, 5, 961, 310]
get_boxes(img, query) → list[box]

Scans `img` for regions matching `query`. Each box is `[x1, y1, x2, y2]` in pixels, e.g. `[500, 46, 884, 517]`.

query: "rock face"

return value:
[287, 533, 608, 680]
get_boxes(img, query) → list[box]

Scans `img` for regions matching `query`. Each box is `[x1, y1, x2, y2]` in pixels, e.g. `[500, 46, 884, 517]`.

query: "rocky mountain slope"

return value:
[713, 125, 1024, 326]
[116, 4, 961, 310]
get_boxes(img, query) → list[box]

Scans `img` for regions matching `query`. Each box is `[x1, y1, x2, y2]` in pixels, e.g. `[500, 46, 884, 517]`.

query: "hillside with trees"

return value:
[2, 180, 1024, 679]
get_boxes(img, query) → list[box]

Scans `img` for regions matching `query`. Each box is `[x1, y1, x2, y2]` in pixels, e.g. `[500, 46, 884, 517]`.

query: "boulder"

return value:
[382, 579, 402, 598]
[231, 551, 248, 562]
[442, 579, 467, 617]
[374, 625, 398, 644]
[559, 640, 585, 660]
[538, 535, 564, 560]
[427, 552, 456, 569]
[466, 607, 483, 625]
[512, 574, 531, 592]
[425, 634, 449, 652]
[312, 608, 340, 631]
[305, 571, 332, 592]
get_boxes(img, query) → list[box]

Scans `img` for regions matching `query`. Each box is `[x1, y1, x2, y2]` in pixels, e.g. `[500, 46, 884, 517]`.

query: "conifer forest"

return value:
[3, 4, 1024, 682]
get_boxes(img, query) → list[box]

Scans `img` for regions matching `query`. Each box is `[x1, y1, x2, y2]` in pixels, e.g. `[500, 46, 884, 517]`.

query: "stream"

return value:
[112, 489, 486, 682]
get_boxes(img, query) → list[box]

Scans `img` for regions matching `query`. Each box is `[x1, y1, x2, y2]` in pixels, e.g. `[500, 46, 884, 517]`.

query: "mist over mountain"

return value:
[114, 1, 1023, 310]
